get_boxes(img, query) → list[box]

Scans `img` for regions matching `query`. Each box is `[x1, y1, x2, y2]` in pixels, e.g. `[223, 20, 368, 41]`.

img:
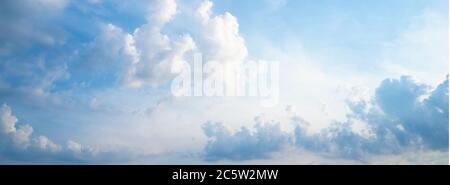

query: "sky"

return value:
[0, 0, 448, 164]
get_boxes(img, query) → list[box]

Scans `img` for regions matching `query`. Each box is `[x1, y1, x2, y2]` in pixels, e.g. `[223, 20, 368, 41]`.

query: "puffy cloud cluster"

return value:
[202, 76, 449, 161]
[78, 0, 195, 88]
[147, 0, 177, 25]
[323, 74, 449, 158]
[0, 0, 250, 163]
[202, 120, 291, 161]
[1, 104, 34, 148]
[195, 0, 248, 64]
[121, 0, 197, 87]
[368, 75, 448, 149]
[0, 103, 102, 163]
[80, 0, 247, 88]
[306, 75, 449, 158]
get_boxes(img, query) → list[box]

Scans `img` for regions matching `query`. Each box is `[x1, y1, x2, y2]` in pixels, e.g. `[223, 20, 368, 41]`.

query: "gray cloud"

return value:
[202, 120, 291, 161]
[371, 75, 448, 149]
[202, 75, 449, 161]
[299, 75, 449, 158]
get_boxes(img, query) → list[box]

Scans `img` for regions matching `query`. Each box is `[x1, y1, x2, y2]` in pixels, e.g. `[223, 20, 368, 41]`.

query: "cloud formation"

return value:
[195, 0, 248, 63]
[0, 0, 447, 164]
[202, 76, 449, 161]
[0, 103, 109, 163]
[77, 0, 248, 88]
[202, 120, 291, 161]
[373, 75, 448, 149]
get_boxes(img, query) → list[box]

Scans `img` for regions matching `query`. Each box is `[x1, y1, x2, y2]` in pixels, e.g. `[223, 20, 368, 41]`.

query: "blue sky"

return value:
[0, 0, 448, 164]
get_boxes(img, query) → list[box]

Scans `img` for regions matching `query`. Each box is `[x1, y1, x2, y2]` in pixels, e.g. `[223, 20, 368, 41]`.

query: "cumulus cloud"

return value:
[77, 0, 197, 88]
[202, 75, 449, 161]
[33, 136, 62, 153]
[75, 23, 133, 88]
[79, 0, 248, 88]
[2, 0, 251, 163]
[125, 28, 196, 87]
[147, 0, 177, 25]
[67, 140, 83, 154]
[373, 75, 448, 149]
[195, 0, 248, 64]
[0, 103, 113, 163]
[202, 120, 291, 161]
[0, 104, 17, 134]
[0, 104, 33, 148]
[296, 75, 448, 158]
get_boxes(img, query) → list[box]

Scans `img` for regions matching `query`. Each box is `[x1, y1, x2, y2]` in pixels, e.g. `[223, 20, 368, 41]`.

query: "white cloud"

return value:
[80, 0, 248, 90]
[0, 104, 17, 134]
[34, 135, 62, 152]
[0, 104, 44, 149]
[0, 103, 109, 163]
[147, 0, 177, 25]
[202, 120, 292, 161]
[199, 76, 448, 163]
[79, 1, 196, 88]
[125, 0, 248, 88]
[67, 140, 83, 154]
[196, 0, 248, 64]
[124, 28, 196, 87]
[0, 104, 33, 148]
[11, 125, 33, 147]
